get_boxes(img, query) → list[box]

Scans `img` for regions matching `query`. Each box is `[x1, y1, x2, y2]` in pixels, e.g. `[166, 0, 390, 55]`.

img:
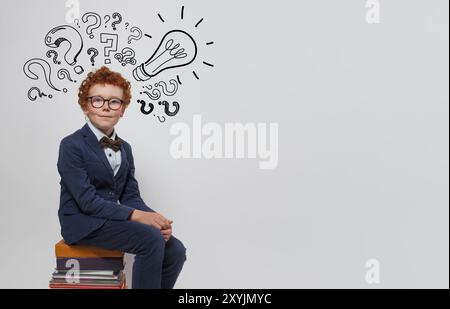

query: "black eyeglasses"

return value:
[88, 96, 123, 110]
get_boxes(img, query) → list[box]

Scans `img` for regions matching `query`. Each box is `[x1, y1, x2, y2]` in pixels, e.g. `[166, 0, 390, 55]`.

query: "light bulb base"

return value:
[132, 64, 151, 82]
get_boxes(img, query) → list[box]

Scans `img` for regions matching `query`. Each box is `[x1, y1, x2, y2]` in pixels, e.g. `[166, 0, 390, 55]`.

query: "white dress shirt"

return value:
[86, 119, 122, 176]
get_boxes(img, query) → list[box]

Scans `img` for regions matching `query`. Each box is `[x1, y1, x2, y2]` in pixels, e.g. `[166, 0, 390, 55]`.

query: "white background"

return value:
[0, 0, 448, 288]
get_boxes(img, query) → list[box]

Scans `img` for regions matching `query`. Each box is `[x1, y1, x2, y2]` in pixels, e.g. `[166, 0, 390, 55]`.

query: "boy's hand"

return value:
[130, 210, 173, 230]
[161, 225, 173, 242]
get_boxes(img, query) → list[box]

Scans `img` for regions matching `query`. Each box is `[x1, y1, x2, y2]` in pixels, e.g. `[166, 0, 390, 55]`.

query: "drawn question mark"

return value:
[27, 87, 53, 101]
[104, 15, 110, 28]
[23, 58, 61, 92]
[123, 50, 137, 65]
[57, 68, 76, 83]
[140, 87, 161, 101]
[125, 22, 129, 30]
[46, 50, 61, 65]
[158, 101, 180, 116]
[111, 12, 122, 30]
[157, 79, 179, 96]
[155, 115, 166, 122]
[100, 33, 118, 64]
[114, 47, 136, 66]
[127, 26, 142, 44]
[44, 25, 83, 66]
[87, 48, 99, 66]
[137, 99, 154, 115]
[82, 12, 101, 39]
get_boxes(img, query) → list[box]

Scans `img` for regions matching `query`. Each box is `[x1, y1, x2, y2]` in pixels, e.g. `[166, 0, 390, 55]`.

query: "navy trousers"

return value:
[75, 220, 186, 289]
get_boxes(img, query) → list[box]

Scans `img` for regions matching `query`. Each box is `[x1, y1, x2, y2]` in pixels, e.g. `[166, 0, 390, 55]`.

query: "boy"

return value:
[57, 66, 186, 289]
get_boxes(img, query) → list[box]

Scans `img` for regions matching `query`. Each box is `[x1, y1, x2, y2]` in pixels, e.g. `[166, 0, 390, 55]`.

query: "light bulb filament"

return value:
[147, 39, 188, 73]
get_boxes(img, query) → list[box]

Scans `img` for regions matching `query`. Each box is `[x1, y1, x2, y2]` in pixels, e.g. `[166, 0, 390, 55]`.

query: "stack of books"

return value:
[49, 240, 127, 289]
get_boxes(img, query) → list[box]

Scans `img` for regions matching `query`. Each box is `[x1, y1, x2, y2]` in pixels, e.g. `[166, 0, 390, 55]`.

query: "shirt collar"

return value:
[86, 118, 117, 141]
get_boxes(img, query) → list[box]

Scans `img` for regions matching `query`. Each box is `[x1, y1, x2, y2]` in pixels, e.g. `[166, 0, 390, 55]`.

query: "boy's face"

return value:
[83, 83, 125, 135]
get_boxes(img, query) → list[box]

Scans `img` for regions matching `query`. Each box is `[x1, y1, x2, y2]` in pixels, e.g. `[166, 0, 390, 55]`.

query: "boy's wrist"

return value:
[130, 209, 142, 222]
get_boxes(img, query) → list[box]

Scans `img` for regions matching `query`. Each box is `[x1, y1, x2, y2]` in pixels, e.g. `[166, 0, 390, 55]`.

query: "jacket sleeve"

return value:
[119, 144, 155, 213]
[57, 138, 135, 220]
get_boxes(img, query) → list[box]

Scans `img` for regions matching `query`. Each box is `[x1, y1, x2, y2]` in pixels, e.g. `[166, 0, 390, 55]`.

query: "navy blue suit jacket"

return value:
[57, 123, 154, 244]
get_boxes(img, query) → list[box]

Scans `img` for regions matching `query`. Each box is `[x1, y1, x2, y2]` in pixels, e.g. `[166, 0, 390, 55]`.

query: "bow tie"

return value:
[99, 136, 123, 152]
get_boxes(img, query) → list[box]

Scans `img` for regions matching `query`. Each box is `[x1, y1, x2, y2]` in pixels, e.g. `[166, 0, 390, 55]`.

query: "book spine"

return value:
[56, 257, 124, 271]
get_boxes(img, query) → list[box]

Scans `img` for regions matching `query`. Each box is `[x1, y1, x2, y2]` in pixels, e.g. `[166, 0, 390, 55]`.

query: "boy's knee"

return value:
[168, 237, 187, 262]
[136, 225, 165, 254]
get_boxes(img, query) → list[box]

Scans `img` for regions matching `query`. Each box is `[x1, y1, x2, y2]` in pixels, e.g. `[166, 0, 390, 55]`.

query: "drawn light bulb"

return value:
[133, 30, 197, 81]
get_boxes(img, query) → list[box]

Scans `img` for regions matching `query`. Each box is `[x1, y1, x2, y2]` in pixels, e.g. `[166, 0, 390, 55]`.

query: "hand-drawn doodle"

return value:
[157, 12, 165, 23]
[140, 87, 161, 101]
[154, 7, 215, 81]
[104, 15, 111, 28]
[137, 99, 154, 115]
[45, 25, 83, 66]
[82, 12, 102, 39]
[139, 79, 178, 100]
[128, 26, 142, 44]
[111, 12, 122, 30]
[87, 47, 99, 66]
[100, 33, 118, 64]
[133, 30, 197, 81]
[157, 79, 178, 96]
[158, 100, 180, 117]
[23, 58, 60, 91]
[195, 18, 204, 28]
[24, 6, 214, 121]
[114, 47, 137, 66]
[27, 87, 53, 101]
[46, 50, 61, 65]
[155, 115, 166, 122]
[74, 65, 84, 74]
[57, 68, 76, 83]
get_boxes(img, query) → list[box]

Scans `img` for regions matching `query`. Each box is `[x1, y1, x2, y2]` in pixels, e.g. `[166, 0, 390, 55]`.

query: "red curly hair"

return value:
[78, 66, 132, 110]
